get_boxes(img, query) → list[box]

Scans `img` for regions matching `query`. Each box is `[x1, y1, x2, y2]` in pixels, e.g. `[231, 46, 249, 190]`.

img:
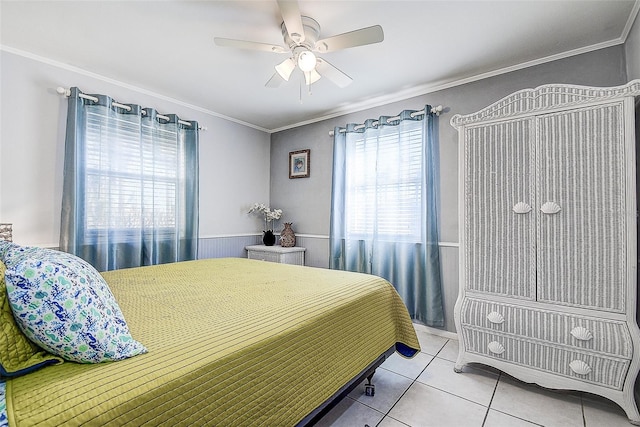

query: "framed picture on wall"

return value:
[289, 149, 310, 179]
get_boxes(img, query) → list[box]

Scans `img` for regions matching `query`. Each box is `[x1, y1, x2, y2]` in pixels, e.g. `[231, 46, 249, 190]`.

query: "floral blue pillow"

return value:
[4, 247, 147, 363]
[0, 241, 18, 260]
[0, 380, 7, 427]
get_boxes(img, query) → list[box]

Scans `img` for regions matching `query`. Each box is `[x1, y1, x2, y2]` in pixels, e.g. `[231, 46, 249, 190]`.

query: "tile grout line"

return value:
[480, 371, 502, 426]
[412, 352, 500, 409]
[375, 345, 445, 427]
[478, 374, 546, 427]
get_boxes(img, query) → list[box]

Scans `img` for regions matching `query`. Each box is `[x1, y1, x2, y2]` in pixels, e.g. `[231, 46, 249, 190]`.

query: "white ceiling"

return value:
[1, 1, 638, 132]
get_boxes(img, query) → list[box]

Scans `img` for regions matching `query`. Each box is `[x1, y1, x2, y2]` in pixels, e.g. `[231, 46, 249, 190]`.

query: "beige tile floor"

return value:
[315, 324, 634, 427]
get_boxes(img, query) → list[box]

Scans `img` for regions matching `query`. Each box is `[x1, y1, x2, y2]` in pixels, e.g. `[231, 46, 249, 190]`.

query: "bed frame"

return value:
[299, 345, 395, 425]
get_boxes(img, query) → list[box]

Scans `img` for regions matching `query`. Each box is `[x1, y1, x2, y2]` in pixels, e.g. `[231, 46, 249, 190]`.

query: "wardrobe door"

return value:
[536, 103, 627, 312]
[463, 118, 536, 299]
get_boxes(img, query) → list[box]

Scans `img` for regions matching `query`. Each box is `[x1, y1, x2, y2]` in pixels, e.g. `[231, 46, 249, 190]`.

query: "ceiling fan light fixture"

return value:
[215, 1, 384, 90]
[297, 50, 317, 72]
[275, 58, 296, 81]
[305, 69, 322, 85]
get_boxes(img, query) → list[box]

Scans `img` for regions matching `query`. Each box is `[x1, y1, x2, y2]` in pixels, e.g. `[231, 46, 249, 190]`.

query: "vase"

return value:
[263, 230, 276, 246]
[280, 222, 296, 247]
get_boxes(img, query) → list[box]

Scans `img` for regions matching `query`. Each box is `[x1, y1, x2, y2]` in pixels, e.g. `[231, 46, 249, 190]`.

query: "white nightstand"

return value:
[245, 245, 306, 266]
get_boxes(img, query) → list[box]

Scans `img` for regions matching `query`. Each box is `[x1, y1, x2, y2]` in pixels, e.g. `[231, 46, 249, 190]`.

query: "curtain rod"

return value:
[328, 105, 444, 137]
[56, 87, 206, 130]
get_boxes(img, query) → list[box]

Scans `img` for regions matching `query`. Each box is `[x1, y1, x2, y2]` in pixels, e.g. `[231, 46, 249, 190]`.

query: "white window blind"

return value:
[345, 121, 423, 242]
[84, 109, 181, 233]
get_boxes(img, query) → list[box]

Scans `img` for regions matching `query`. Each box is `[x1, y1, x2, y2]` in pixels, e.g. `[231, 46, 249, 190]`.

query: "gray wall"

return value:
[270, 45, 629, 333]
[0, 50, 272, 248]
[626, 9, 640, 80]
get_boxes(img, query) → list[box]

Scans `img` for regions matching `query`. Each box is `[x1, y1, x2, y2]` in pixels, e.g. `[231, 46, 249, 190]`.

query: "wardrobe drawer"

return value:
[461, 327, 630, 390]
[460, 298, 632, 358]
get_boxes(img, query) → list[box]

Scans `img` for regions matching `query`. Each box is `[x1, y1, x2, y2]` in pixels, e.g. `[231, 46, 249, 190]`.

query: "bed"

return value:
[1, 252, 420, 426]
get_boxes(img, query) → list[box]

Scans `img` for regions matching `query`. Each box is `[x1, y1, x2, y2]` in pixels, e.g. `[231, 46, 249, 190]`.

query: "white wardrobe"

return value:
[451, 81, 640, 424]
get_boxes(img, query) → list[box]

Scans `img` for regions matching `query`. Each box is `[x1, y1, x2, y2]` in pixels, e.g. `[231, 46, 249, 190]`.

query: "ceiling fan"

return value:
[214, 0, 384, 89]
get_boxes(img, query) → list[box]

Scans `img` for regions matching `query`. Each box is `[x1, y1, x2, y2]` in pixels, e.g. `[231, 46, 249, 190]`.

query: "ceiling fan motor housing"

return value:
[282, 16, 321, 50]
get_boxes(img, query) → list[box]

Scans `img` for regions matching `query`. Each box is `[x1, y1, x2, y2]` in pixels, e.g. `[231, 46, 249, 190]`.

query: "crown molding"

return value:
[622, 0, 640, 41]
[271, 36, 630, 133]
[0, 45, 271, 134]
[3, 0, 638, 137]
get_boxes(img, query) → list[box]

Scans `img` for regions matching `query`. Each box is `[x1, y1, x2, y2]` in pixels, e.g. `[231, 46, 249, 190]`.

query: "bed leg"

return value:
[364, 372, 376, 396]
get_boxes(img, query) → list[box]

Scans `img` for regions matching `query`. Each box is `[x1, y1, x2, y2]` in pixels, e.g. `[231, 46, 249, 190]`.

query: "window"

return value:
[330, 107, 443, 326]
[345, 121, 423, 242]
[83, 109, 182, 237]
[60, 86, 199, 271]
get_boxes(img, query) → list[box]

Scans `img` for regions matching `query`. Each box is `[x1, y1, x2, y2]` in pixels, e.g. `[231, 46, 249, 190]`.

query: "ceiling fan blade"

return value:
[314, 25, 384, 53]
[315, 58, 352, 88]
[265, 72, 286, 88]
[214, 37, 286, 53]
[276, 0, 305, 44]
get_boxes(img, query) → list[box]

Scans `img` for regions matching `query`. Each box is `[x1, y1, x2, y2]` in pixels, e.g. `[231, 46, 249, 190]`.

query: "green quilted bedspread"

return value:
[5, 258, 419, 426]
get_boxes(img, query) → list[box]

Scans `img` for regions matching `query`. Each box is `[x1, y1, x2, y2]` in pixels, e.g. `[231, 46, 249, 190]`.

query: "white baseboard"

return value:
[413, 322, 458, 340]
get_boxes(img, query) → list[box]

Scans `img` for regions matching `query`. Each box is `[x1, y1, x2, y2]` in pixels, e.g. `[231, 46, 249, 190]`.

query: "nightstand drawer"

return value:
[248, 251, 281, 263]
[245, 245, 306, 266]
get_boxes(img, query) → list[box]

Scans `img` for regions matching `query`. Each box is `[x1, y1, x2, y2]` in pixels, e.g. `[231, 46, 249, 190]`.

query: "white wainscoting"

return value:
[198, 234, 330, 267]
[198, 234, 263, 259]
[291, 234, 329, 268]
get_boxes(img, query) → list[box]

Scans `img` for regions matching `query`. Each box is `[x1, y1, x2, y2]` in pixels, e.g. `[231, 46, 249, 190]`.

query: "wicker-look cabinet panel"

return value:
[463, 118, 536, 299]
[452, 81, 640, 425]
[536, 104, 627, 312]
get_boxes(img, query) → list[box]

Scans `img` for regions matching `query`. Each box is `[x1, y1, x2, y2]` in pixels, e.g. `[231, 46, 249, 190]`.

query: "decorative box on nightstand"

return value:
[245, 245, 306, 266]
